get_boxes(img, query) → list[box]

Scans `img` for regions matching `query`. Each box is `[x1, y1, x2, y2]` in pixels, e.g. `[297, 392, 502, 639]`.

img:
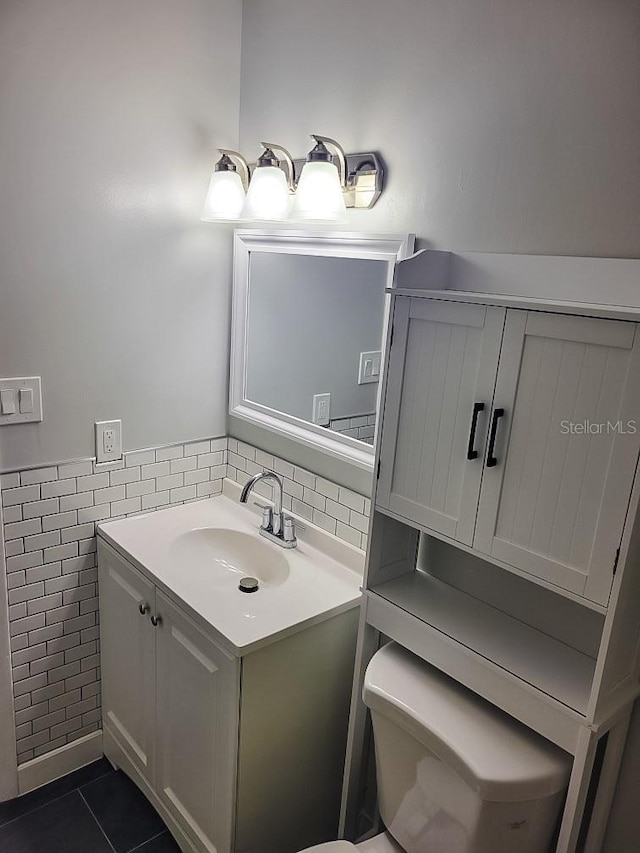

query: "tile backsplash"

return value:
[226, 438, 370, 551]
[329, 412, 376, 445]
[1, 437, 227, 765]
[1, 435, 370, 766]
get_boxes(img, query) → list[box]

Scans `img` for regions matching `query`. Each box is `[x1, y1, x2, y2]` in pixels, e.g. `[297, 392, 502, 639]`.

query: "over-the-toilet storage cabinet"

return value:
[341, 254, 640, 853]
[378, 299, 640, 605]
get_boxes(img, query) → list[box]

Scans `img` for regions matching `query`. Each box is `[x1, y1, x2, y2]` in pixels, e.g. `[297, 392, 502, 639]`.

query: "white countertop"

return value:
[97, 480, 364, 656]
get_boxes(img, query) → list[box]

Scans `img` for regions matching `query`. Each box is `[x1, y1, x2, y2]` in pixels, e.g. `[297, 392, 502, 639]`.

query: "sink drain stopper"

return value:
[239, 577, 259, 593]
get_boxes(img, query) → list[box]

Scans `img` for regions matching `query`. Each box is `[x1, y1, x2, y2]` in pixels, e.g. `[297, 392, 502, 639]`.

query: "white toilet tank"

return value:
[363, 644, 572, 853]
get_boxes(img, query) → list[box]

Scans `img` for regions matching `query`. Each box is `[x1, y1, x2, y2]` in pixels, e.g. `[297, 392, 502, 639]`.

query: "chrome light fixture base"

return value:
[345, 151, 385, 209]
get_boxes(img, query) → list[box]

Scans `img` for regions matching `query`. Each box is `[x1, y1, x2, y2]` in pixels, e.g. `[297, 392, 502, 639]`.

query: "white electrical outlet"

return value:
[103, 428, 116, 453]
[95, 419, 122, 463]
[312, 393, 331, 426]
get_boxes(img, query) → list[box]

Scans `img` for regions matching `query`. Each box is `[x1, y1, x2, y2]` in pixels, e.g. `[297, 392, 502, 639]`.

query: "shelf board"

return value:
[372, 571, 595, 715]
[373, 504, 607, 614]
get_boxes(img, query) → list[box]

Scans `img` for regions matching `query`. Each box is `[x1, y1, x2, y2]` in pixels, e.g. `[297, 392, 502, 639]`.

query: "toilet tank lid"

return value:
[363, 643, 571, 802]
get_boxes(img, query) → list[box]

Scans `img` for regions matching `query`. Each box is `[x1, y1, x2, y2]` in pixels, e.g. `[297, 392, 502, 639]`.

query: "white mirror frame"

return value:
[230, 229, 415, 471]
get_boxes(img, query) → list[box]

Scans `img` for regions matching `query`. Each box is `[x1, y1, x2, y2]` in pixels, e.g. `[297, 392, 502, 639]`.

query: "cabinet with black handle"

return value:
[376, 296, 640, 607]
[340, 259, 640, 853]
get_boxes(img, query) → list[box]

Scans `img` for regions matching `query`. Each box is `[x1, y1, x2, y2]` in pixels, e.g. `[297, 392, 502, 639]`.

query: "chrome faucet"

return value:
[240, 470, 303, 548]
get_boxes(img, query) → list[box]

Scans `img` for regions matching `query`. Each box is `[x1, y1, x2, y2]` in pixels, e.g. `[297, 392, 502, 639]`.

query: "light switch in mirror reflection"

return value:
[230, 231, 415, 470]
[246, 253, 387, 445]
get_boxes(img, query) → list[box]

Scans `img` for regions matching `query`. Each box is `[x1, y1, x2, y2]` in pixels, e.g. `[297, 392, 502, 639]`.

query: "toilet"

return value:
[301, 643, 571, 853]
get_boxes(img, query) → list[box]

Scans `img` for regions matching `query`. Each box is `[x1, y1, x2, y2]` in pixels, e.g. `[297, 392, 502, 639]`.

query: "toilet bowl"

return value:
[299, 643, 571, 853]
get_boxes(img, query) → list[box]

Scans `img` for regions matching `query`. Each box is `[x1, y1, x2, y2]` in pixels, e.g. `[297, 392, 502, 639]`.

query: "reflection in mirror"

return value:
[246, 253, 387, 445]
[230, 231, 414, 470]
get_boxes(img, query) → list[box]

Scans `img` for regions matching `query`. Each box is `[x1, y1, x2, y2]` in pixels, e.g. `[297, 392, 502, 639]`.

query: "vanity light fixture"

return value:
[201, 150, 250, 221]
[201, 136, 385, 223]
[241, 144, 295, 222]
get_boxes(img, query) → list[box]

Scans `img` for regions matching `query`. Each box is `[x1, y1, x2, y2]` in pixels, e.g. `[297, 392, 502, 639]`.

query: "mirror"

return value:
[230, 230, 414, 470]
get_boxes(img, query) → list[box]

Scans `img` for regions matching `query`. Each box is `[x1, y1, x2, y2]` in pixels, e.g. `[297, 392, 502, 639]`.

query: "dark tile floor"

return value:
[0, 758, 180, 853]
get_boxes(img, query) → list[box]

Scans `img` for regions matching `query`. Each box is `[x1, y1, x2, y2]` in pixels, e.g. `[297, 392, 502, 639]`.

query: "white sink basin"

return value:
[98, 480, 363, 655]
[169, 527, 290, 587]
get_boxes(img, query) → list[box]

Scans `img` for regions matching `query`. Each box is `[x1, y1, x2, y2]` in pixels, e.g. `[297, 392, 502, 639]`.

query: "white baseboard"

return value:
[17, 730, 104, 795]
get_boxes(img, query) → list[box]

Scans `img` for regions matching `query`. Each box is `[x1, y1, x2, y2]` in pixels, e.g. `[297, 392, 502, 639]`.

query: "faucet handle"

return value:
[282, 515, 305, 543]
[253, 502, 272, 531]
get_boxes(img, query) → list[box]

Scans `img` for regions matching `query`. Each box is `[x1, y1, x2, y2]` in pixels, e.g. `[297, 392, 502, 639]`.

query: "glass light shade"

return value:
[242, 165, 291, 221]
[201, 170, 246, 221]
[290, 161, 347, 222]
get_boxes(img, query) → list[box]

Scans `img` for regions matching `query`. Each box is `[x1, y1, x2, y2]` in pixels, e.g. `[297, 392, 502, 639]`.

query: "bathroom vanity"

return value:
[97, 482, 362, 853]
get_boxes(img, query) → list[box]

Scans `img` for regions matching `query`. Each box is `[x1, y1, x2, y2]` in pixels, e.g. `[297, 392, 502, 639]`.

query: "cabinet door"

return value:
[155, 592, 240, 853]
[474, 310, 640, 605]
[98, 541, 156, 783]
[377, 297, 505, 545]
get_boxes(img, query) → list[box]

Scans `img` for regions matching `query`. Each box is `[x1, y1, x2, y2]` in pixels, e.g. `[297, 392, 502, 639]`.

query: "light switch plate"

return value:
[95, 419, 122, 463]
[0, 377, 43, 425]
[358, 351, 382, 385]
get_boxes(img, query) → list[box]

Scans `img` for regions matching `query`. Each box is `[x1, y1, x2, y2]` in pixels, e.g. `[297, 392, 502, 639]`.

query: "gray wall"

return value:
[0, 0, 241, 798]
[236, 0, 640, 493]
[240, 0, 640, 257]
[237, 0, 640, 844]
[604, 700, 640, 851]
[0, 0, 243, 472]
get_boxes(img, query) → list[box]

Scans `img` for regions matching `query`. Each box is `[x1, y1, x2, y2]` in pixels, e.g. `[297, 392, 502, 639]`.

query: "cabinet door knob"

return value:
[150, 614, 161, 627]
[486, 408, 505, 468]
[139, 602, 150, 615]
[467, 402, 485, 460]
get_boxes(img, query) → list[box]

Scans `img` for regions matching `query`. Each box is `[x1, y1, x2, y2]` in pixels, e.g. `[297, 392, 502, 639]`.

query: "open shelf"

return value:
[372, 570, 596, 715]
[374, 504, 608, 613]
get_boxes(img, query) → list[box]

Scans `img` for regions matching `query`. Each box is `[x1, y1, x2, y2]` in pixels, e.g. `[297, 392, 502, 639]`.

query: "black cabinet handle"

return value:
[138, 602, 149, 615]
[466, 402, 485, 460]
[486, 408, 505, 468]
[150, 614, 161, 627]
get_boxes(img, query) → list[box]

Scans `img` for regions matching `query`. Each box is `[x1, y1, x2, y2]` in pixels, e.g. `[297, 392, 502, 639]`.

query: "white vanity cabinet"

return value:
[99, 541, 239, 853]
[378, 296, 640, 606]
[99, 538, 157, 785]
[154, 590, 239, 852]
[98, 538, 358, 853]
